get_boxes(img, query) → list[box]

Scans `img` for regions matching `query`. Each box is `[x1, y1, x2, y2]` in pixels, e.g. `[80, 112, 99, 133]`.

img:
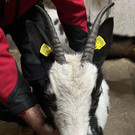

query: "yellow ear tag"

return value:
[95, 36, 106, 50]
[40, 43, 52, 57]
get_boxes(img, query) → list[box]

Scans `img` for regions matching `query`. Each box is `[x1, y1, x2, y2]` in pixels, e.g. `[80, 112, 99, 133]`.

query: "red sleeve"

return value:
[0, 28, 18, 104]
[51, 0, 88, 33]
[0, 28, 36, 115]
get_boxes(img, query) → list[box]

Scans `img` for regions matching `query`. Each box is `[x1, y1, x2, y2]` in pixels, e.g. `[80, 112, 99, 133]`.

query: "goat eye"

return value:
[49, 102, 57, 111]
[45, 93, 58, 111]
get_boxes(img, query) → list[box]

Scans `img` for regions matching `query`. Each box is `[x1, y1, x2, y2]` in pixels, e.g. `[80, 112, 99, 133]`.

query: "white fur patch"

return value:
[95, 79, 109, 129]
[48, 54, 97, 135]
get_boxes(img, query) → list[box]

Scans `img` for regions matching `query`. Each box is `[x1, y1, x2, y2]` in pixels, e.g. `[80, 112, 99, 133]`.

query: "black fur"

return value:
[43, 93, 57, 129]
[90, 115, 103, 135]
[44, 93, 57, 112]
[90, 69, 103, 116]
[26, 20, 55, 81]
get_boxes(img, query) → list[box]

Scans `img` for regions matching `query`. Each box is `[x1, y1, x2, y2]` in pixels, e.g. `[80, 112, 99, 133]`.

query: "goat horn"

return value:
[35, 5, 66, 64]
[81, 2, 114, 63]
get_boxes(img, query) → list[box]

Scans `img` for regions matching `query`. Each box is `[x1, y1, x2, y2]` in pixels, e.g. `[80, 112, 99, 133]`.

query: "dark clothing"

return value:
[0, 0, 38, 26]
[2, 5, 47, 82]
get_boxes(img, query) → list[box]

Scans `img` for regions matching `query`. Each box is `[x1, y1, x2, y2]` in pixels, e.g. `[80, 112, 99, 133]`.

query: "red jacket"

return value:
[0, 0, 38, 26]
[51, 0, 88, 33]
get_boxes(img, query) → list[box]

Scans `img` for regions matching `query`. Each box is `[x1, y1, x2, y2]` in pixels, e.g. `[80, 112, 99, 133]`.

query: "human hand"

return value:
[20, 104, 60, 135]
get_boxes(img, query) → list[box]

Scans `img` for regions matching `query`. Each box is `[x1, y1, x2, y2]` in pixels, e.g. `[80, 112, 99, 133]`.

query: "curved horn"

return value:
[81, 2, 114, 63]
[35, 5, 66, 64]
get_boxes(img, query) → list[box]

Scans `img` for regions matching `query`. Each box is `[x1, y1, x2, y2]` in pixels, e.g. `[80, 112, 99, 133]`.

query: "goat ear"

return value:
[93, 17, 114, 68]
[26, 20, 54, 69]
[26, 20, 53, 56]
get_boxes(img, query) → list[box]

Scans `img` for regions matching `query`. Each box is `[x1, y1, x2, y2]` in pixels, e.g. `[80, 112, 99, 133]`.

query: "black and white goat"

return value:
[26, 2, 114, 135]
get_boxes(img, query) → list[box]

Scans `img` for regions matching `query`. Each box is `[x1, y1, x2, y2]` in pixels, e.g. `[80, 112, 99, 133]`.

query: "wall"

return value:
[84, 0, 135, 36]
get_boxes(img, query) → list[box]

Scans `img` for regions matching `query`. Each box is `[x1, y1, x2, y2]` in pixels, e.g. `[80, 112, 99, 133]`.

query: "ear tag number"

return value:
[95, 36, 106, 50]
[40, 43, 52, 57]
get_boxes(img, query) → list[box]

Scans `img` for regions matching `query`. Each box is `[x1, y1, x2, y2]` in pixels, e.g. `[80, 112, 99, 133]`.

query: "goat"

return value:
[26, 2, 114, 135]
[106, 35, 135, 62]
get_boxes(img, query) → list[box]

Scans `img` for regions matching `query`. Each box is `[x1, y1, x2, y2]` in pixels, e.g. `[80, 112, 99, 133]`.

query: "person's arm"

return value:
[0, 28, 59, 135]
[51, 0, 88, 52]
[21, 104, 59, 135]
